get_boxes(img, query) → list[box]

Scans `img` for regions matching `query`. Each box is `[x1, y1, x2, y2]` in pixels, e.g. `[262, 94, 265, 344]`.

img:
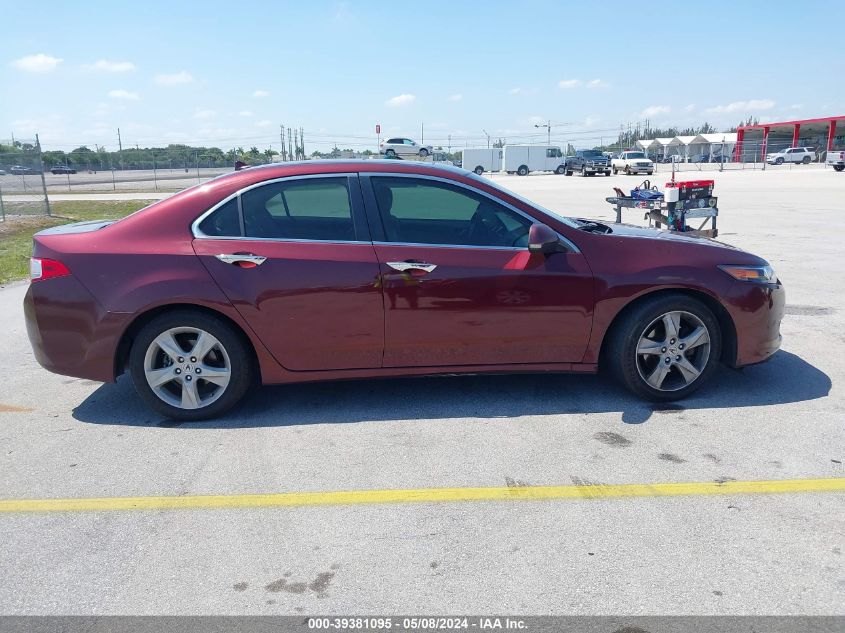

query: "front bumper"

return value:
[727, 280, 785, 367]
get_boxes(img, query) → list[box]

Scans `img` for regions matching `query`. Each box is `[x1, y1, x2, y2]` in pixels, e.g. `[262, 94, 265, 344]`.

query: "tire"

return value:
[129, 309, 255, 421]
[625, 166, 631, 175]
[581, 166, 588, 177]
[385, 149, 396, 157]
[605, 294, 721, 401]
[474, 166, 484, 175]
[565, 170, 573, 176]
[802, 156, 811, 164]
[604, 171, 611, 176]
[612, 167, 618, 175]
[517, 165, 529, 176]
[555, 165, 566, 175]
[647, 171, 653, 176]
[834, 165, 844, 172]
[419, 148, 429, 157]
[775, 157, 783, 165]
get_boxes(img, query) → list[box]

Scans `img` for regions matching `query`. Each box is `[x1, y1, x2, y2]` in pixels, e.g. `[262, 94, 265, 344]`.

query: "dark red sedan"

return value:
[24, 161, 784, 420]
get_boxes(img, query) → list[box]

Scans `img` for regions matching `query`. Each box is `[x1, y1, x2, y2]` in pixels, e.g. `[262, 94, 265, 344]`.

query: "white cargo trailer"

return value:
[502, 145, 567, 176]
[461, 148, 503, 175]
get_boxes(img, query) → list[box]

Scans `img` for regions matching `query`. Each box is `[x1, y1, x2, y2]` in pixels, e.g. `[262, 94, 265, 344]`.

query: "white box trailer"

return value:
[502, 145, 567, 176]
[461, 148, 503, 175]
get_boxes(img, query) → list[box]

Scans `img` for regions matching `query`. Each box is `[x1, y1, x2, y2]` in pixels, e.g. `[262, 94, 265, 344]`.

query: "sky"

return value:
[2, 0, 843, 153]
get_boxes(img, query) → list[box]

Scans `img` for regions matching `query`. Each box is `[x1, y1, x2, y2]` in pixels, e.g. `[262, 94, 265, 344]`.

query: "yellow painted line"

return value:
[0, 478, 842, 514]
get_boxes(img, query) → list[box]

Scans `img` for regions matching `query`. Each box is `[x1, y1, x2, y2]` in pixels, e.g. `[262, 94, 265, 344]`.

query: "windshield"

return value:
[625, 152, 646, 159]
[581, 150, 602, 157]
[468, 172, 580, 228]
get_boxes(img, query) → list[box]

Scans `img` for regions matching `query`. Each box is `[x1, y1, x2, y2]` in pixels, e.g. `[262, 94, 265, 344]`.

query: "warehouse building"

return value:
[734, 115, 845, 161]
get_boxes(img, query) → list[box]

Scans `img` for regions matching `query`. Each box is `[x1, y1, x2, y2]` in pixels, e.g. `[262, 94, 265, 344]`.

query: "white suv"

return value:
[766, 147, 816, 165]
[379, 138, 433, 158]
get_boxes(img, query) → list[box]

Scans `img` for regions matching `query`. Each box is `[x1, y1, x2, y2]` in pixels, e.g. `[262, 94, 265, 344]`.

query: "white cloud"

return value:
[447, 94, 463, 102]
[509, 87, 522, 95]
[705, 99, 775, 114]
[386, 93, 416, 107]
[87, 59, 135, 72]
[253, 89, 270, 98]
[11, 53, 63, 73]
[685, 104, 696, 112]
[583, 115, 601, 127]
[108, 89, 140, 100]
[587, 79, 610, 89]
[155, 71, 193, 85]
[238, 110, 254, 117]
[788, 103, 804, 110]
[255, 120, 272, 128]
[641, 105, 671, 117]
[558, 79, 581, 89]
[193, 109, 216, 120]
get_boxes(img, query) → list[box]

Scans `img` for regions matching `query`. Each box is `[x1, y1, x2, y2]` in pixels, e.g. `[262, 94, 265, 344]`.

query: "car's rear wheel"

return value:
[517, 165, 529, 176]
[129, 310, 254, 421]
[612, 167, 618, 174]
[606, 294, 721, 401]
[802, 156, 811, 164]
[474, 165, 484, 175]
[385, 149, 396, 157]
[834, 165, 844, 172]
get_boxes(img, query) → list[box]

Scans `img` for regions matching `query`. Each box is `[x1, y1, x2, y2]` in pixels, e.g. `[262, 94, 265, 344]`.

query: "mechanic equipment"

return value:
[605, 178, 718, 237]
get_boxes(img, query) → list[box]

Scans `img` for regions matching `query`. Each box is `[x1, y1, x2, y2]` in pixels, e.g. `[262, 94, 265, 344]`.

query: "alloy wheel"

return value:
[635, 311, 711, 392]
[143, 327, 231, 409]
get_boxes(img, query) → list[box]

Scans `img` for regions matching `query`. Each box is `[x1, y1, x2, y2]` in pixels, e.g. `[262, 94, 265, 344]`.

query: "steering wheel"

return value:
[468, 206, 509, 245]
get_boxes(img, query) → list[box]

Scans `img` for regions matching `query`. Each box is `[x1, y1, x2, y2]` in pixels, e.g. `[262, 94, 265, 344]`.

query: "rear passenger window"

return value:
[198, 198, 240, 237]
[241, 177, 356, 241]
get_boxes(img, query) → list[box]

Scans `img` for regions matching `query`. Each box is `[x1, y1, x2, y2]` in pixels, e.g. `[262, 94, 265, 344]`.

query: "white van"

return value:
[502, 145, 567, 176]
[461, 148, 503, 175]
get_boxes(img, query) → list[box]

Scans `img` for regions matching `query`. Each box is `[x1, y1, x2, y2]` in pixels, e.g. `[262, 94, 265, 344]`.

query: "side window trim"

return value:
[191, 173, 371, 244]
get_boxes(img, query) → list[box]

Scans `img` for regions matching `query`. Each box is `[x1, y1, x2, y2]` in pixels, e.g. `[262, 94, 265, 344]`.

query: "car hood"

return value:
[602, 222, 744, 251]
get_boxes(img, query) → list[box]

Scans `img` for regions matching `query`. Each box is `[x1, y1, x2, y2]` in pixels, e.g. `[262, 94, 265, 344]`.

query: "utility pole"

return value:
[280, 125, 286, 161]
[534, 120, 551, 145]
[35, 133, 51, 217]
[482, 129, 490, 148]
[117, 128, 123, 170]
[421, 122, 424, 144]
[448, 135, 451, 153]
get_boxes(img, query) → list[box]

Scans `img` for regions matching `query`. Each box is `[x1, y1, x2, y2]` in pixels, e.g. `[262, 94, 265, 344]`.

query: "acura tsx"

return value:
[24, 160, 784, 420]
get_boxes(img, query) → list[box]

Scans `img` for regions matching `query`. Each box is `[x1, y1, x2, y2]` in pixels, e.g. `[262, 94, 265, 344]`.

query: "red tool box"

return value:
[664, 179, 714, 201]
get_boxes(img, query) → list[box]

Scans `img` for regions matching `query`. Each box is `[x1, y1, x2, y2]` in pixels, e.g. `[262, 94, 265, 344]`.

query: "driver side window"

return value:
[370, 177, 532, 248]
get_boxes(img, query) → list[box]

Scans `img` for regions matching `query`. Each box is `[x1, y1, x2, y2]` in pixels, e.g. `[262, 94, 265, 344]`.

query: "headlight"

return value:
[718, 264, 777, 283]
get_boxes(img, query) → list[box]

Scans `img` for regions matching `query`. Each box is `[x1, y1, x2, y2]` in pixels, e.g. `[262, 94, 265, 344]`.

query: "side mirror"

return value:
[528, 223, 564, 255]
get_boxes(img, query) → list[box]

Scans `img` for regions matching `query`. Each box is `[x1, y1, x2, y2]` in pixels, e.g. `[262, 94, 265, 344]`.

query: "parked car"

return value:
[661, 155, 683, 164]
[50, 165, 77, 175]
[378, 138, 432, 158]
[766, 147, 815, 165]
[24, 160, 784, 420]
[10, 165, 41, 175]
[689, 153, 711, 163]
[826, 149, 845, 172]
[0, 169, 6, 175]
[461, 148, 503, 175]
[565, 149, 610, 176]
[612, 151, 654, 175]
[502, 145, 567, 175]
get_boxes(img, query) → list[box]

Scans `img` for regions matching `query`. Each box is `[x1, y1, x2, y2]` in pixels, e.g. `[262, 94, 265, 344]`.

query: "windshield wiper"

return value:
[575, 219, 611, 233]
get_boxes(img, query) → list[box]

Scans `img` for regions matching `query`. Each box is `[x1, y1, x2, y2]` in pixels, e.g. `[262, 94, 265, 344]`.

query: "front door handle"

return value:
[215, 253, 267, 267]
[386, 261, 437, 273]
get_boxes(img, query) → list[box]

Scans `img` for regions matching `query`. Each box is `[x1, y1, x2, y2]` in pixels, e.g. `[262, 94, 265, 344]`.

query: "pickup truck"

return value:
[612, 151, 654, 175]
[565, 149, 610, 176]
[825, 150, 844, 172]
[766, 146, 815, 165]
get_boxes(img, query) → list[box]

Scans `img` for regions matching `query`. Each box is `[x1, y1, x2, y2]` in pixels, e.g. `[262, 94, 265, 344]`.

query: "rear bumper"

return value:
[727, 281, 786, 367]
[24, 278, 127, 382]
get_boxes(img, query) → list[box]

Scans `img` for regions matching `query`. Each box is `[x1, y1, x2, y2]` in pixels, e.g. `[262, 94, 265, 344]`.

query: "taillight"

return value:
[30, 257, 70, 282]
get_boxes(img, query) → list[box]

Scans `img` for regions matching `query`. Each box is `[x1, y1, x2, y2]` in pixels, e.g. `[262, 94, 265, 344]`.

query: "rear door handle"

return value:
[215, 253, 267, 267]
[386, 261, 437, 273]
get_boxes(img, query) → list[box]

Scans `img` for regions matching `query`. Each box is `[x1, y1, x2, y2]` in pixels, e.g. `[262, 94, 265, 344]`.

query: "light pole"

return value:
[482, 129, 490, 148]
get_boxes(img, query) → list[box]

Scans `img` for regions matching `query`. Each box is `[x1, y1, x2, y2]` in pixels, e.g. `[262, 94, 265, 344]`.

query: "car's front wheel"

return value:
[419, 148, 429, 157]
[606, 294, 721, 401]
[129, 310, 254, 420]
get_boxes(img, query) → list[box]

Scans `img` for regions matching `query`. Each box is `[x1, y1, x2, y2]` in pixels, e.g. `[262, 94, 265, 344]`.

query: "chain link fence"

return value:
[0, 139, 51, 220]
